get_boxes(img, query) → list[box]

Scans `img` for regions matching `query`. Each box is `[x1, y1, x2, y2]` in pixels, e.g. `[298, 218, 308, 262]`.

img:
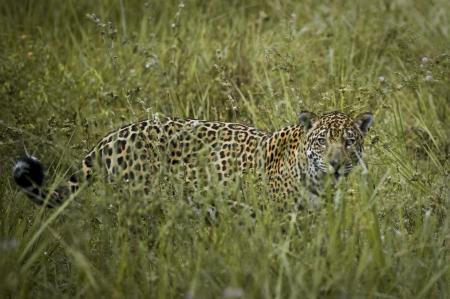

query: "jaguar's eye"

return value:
[345, 138, 355, 147]
[317, 138, 327, 146]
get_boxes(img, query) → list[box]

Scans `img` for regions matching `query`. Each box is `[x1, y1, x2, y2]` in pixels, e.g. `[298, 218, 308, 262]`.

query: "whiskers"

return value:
[342, 161, 353, 176]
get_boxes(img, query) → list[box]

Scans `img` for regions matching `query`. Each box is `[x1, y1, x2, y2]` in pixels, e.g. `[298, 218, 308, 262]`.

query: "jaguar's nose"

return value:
[328, 146, 344, 177]
[328, 147, 343, 172]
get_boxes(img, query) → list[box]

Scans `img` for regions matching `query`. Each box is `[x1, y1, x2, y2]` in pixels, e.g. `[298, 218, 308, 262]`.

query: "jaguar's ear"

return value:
[355, 112, 373, 135]
[298, 111, 318, 131]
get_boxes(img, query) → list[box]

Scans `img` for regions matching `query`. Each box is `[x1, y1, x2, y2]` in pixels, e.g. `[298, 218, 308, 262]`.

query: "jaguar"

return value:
[13, 111, 373, 208]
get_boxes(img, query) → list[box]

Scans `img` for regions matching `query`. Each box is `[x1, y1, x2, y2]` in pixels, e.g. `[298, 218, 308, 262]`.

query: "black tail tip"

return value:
[13, 156, 45, 188]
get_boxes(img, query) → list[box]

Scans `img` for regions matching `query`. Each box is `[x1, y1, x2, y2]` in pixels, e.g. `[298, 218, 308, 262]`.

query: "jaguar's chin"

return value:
[333, 170, 341, 181]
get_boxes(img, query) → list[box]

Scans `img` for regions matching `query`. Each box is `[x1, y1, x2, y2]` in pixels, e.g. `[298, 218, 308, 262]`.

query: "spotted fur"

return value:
[13, 111, 373, 207]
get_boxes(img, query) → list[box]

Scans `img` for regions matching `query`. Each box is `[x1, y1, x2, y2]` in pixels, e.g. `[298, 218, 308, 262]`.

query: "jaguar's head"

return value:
[299, 111, 373, 190]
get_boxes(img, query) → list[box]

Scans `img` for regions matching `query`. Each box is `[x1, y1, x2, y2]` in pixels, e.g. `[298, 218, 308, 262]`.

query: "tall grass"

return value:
[0, 0, 449, 298]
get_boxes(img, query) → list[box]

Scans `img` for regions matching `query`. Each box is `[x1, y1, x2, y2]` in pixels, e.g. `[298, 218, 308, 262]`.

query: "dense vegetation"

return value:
[1, 0, 449, 298]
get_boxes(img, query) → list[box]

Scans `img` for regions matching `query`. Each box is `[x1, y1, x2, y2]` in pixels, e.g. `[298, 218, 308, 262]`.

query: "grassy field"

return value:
[0, 0, 449, 298]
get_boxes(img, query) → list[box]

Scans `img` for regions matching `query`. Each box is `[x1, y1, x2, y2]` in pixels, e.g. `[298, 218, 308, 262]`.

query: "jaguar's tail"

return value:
[13, 156, 74, 208]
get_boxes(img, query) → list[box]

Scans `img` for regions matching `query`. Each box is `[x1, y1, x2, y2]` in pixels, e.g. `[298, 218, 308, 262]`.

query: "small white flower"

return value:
[378, 76, 385, 83]
[215, 49, 222, 59]
[0, 239, 19, 251]
[425, 74, 433, 81]
[421, 56, 429, 63]
[184, 291, 194, 299]
[223, 287, 244, 298]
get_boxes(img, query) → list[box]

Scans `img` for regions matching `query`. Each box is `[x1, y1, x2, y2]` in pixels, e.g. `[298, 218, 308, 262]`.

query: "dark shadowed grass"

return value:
[0, 0, 449, 298]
